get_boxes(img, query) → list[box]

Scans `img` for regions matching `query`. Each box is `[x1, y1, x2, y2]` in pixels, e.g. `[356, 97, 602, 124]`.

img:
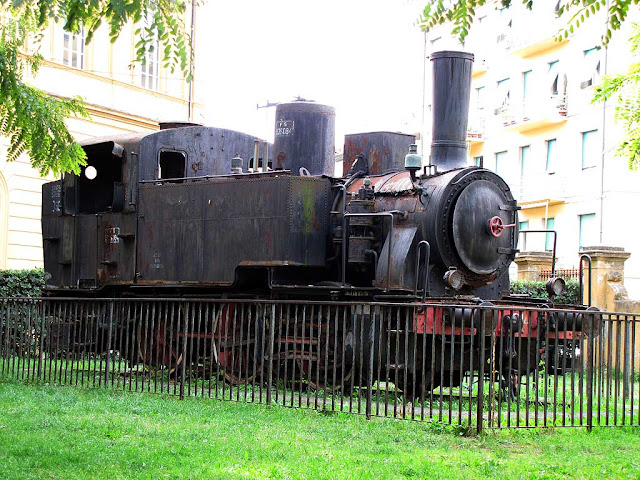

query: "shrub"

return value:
[0, 268, 45, 297]
[510, 279, 581, 305]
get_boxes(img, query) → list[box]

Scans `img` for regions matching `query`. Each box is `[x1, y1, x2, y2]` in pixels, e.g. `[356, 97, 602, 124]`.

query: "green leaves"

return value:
[419, 0, 636, 47]
[0, 268, 44, 297]
[0, 1, 192, 176]
[510, 280, 580, 305]
[593, 28, 640, 170]
[420, 1, 493, 43]
[0, 15, 89, 176]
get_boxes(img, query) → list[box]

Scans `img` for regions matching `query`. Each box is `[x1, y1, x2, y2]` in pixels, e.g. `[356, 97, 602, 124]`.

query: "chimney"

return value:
[430, 51, 474, 171]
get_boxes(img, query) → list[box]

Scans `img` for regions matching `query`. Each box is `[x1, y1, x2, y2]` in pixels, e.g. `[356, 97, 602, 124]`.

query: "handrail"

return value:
[413, 240, 431, 301]
[579, 253, 593, 307]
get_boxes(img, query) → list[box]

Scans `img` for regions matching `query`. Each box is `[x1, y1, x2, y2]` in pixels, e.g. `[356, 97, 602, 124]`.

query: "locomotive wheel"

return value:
[212, 304, 260, 385]
[138, 321, 180, 371]
[297, 326, 353, 392]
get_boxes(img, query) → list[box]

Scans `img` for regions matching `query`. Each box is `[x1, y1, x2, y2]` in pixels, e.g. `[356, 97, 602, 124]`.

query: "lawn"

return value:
[0, 378, 639, 480]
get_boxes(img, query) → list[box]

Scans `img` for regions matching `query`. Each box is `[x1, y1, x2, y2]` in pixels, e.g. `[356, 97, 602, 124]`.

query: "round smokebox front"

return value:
[451, 174, 518, 276]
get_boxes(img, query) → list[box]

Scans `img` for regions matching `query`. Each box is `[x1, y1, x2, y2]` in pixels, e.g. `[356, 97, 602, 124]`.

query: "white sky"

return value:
[193, 0, 427, 151]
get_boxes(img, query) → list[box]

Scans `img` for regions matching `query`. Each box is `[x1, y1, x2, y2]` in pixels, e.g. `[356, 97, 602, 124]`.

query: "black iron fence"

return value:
[1, 297, 638, 432]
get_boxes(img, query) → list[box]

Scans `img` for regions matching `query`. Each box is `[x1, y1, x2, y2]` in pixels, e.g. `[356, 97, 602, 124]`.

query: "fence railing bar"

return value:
[420, 307, 428, 423]
[631, 318, 637, 426]
[476, 312, 486, 434]
[615, 316, 622, 425]
[457, 311, 464, 426]
[467, 312, 474, 429]
[2, 298, 640, 430]
[586, 313, 595, 432]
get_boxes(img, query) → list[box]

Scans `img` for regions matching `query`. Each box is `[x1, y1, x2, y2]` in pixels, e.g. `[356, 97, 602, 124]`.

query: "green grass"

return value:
[3, 357, 639, 428]
[1, 378, 639, 480]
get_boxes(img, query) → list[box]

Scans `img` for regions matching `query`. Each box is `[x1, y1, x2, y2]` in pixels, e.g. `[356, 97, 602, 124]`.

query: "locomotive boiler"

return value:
[40, 51, 593, 395]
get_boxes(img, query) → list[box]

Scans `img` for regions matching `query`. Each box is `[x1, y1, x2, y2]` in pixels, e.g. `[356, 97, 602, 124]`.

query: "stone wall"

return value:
[579, 247, 640, 370]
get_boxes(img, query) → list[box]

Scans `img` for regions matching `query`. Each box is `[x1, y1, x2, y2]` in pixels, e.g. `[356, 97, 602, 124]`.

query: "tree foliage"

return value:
[419, 0, 638, 46]
[0, 1, 191, 177]
[593, 23, 640, 169]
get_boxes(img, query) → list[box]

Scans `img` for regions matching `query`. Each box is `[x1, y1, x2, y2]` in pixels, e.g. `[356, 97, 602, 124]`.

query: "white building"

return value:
[0, 9, 203, 270]
[425, 2, 640, 297]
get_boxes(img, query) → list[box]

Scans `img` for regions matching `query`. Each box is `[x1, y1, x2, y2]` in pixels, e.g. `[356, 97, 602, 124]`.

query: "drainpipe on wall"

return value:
[599, 0, 609, 244]
[187, 0, 197, 122]
[420, 30, 427, 158]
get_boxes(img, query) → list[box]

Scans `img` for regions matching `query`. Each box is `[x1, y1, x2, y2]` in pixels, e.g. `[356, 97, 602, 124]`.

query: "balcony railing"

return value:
[501, 96, 568, 132]
[467, 114, 486, 143]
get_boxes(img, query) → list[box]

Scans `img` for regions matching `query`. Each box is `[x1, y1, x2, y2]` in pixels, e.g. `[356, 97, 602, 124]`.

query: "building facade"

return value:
[425, 2, 640, 297]
[0, 10, 202, 270]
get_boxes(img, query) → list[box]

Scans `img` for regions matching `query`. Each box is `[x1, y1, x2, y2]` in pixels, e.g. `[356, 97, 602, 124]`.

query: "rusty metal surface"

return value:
[347, 171, 416, 196]
[343, 132, 415, 176]
[43, 214, 99, 290]
[137, 176, 330, 285]
[375, 226, 417, 291]
[97, 213, 137, 285]
[273, 102, 335, 176]
[138, 127, 270, 181]
[73, 216, 98, 288]
[2, 297, 637, 430]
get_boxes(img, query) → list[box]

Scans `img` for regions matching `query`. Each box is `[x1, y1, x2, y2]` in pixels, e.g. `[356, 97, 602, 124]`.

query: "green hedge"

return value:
[0, 268, 583, 304]
[510, 279, 581, 305]
[0, 269, 45, 297]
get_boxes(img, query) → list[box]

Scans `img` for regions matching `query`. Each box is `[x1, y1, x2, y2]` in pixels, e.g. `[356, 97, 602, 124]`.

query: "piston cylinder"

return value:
[273, 101, 336, 176]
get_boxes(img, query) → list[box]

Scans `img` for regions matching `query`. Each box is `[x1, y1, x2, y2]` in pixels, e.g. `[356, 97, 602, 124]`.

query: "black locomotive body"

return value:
[43, 52, 516, 301]
[41, 51, 591, 394]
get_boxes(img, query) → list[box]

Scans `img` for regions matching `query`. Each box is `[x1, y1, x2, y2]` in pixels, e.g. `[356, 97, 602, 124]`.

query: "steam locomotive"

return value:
[40, 52, 591, 394]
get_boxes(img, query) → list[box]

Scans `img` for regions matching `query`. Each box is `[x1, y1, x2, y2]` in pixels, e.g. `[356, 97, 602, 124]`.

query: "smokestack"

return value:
[430, 51, 474, 171]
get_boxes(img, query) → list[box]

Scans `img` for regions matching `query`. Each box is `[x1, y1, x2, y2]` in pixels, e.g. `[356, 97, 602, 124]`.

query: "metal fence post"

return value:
[624, 318, 631, 400]
[586, 312, 595, 432]
[476, 310, 486, 435]
[105, 300, 114, 387]
[179, 301, 188, 400]
[37, 300, 45, 380]
[266, 304, 276, 406]
[365, 306, 376, 420]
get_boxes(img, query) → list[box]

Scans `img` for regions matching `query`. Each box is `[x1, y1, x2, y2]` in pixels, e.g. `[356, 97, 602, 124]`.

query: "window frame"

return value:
[581, 129, 598, 169]
[520, 145, 531, 178]
[579, 213, 596, 250]
[548, 60, 559, 96]
[475, 86, 486, 111]
[62, 26, 85, 69]
[494, 150, 508, 176]
[581, 47, 601, 89]
[157, 149, 188, 181]
[546, 138, 557, 173]
[495, 78, 511, 113]
[140, 38, 160, 90]
[519, 220, 529, 250]
[522, 70, 532, 102]
[545, 217, 555, 251]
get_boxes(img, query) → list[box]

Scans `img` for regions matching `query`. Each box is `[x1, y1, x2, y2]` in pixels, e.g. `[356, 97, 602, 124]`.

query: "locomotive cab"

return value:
[42, 133, 144, 290]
